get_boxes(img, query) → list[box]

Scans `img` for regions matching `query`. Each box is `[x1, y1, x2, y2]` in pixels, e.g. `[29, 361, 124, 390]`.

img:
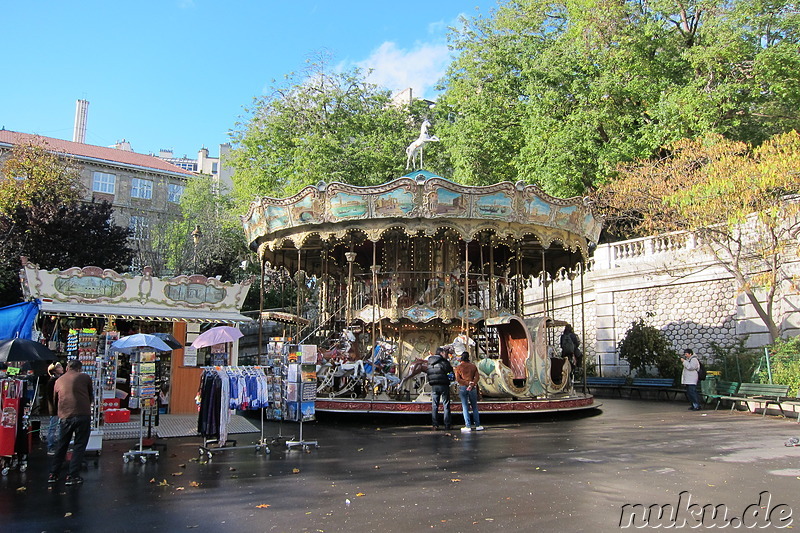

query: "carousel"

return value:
[241, 170, 602, 415]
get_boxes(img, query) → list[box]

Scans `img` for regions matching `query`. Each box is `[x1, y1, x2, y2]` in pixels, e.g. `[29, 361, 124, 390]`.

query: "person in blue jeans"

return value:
[454, 352, 484, 432]
[426, 347, 453, 430]
[681, 348, 701, 411]
[45, 362, 64, 455]
[49, 359, 94, 485]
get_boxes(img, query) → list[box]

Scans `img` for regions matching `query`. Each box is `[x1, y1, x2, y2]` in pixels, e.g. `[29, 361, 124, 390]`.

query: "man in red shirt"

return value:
[48, 359, 93, 485]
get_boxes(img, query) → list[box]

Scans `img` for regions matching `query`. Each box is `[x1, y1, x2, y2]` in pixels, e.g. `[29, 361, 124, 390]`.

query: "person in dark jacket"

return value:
[45, 362, 64, 455]
[49, 359, 94, 486]
[426, 347, 454, 430]
[560, 325, 582, 369]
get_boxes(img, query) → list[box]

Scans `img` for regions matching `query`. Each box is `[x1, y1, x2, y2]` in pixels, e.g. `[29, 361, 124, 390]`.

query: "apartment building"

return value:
[0, 129, 195, 271]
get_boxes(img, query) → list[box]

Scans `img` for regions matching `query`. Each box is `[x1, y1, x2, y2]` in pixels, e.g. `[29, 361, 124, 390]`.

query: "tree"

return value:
[618, 318, 681, 379]
[0, 140, 133, 305]
[153, 174, 252, 282]
[437, 0, 800, 195]
[595, 130, 800, 341]
[228, 54, 433, 202]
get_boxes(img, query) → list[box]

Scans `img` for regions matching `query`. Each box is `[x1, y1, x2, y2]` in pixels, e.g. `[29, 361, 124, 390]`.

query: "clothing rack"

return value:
[196, 365, 279, 459]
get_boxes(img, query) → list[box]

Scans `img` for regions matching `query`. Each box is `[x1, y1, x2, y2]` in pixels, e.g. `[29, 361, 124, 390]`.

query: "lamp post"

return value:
[191, 225, 202, 274]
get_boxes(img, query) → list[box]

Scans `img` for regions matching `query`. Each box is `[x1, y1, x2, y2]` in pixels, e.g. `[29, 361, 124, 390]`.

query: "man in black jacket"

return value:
[426, 347, 454, 430]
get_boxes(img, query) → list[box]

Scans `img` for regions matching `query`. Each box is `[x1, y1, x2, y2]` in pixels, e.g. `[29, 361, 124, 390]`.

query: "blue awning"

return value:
[0, 300, 40, 340]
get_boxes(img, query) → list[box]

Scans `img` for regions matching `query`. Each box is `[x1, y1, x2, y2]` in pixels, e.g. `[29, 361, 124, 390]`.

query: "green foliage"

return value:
[0, 140, 83, 214]
[228, 54, 429, 205]
[153, 174, 252, 282]
[707, 339, 761, 383]
[438, 0, 800, 195]
[758, 337, 800, 395]
[617, 318, 681, 379]
[0, 141, 133, 305]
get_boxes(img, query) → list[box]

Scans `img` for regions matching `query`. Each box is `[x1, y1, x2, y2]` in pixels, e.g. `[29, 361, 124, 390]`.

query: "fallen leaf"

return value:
[229, 467, 236, 471]
[176, 487, 185, 491]
[256, 504, 271, 508]
[65, 512, 73, 517]
[189, 481, 201, 487]
[374, 465, 380, 469]
[357, 448, 364, 451]
[292, 468, 301, 474]
[179, 463, 186, 468]
[356, 492, 365, 497]
[158, 479, 169, 486]
[16, 487, 26, 492]
[172, 472, 184, 476]
[450, 479, 461, 483]
[149, 478, 156, 483]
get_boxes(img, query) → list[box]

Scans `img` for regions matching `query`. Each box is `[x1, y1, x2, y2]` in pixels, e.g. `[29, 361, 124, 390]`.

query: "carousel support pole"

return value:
[462, 239, 469, 335]
[516, 244, 523, 316]
[259, 250, 266, 360]
[345, 249, 356, 325]
[489, 241, 496, 317]
[296, 248, 303, 340]
[541, 250, 548, 319]
[580, 260, 588, 386]
[371, 241, 379, 398]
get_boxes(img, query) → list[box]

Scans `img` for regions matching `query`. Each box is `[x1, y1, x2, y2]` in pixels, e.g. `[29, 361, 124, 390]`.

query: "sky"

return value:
[2, 1, 498, 159]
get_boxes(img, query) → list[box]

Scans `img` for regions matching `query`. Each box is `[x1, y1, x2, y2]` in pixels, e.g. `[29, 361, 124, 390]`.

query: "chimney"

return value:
[73, 99, 89, 143]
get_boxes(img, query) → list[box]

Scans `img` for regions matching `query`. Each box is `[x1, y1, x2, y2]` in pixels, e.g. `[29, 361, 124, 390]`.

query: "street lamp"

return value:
[191, 225, 202, 274]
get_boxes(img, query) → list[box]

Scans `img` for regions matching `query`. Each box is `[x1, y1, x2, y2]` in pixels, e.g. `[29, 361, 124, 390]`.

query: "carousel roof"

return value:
[241, 172, 602, 258]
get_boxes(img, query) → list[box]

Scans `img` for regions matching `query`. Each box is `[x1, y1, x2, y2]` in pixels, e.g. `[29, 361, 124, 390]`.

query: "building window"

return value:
[93, 171, 116, 194]
[168, 183, 184, 203]
[131, 178, 153, 199]
[211, 162, 218, 174]
[129, 215, 150, 240]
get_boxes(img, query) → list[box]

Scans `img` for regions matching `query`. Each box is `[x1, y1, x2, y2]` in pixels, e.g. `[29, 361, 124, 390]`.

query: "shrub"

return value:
[758, 337, 800, 396]
[618, 318, 681, 380]
[708, 339, 761, 383]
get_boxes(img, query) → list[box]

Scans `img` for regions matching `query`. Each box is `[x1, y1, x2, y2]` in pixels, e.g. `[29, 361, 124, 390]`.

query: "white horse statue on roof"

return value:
[405, 119, 439, 170]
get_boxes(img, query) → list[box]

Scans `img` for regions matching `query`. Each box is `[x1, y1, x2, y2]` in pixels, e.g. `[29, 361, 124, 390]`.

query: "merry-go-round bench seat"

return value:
[716, 382, 790, 417]
[626, 378, 679, 400]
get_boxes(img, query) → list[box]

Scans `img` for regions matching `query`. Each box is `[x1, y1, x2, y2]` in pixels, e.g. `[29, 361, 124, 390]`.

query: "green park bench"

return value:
[716, 382, 790, 417]
[577, 377, 627, 397]
[704, 381, 740, 410]
[777, 391, 800, 424]
[626, 378, 679, 400]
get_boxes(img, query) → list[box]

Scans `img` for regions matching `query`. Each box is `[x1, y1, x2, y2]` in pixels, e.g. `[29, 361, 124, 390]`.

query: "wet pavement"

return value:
[2, 399, 800, 532]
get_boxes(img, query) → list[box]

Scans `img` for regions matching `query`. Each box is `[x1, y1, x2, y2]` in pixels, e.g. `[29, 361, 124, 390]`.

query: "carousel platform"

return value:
[314, 393, 597, 415]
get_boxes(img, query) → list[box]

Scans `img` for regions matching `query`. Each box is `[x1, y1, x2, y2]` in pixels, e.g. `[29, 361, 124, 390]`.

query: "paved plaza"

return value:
[2, 398, 799, 532]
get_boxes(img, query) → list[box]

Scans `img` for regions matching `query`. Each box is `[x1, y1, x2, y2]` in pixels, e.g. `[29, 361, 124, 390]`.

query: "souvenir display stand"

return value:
[123, 350, 160, 464]
[67, 328, 104, 454]
[285, 344, 318, 451]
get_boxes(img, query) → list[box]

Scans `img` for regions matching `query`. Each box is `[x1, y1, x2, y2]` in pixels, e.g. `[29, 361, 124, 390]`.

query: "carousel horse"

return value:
[397, 357, 429, 390]
[405, 119, 439, 170]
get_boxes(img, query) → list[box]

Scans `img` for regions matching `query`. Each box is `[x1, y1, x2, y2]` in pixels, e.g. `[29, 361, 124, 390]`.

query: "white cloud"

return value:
[356, 41, 451, 101]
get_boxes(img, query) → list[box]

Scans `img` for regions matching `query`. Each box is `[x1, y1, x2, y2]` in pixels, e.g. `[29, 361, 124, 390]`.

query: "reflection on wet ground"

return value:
[3, 399, 799, 532]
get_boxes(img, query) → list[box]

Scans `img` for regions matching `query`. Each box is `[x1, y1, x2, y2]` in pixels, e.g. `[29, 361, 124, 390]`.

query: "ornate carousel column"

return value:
[345, 250, 356, 325]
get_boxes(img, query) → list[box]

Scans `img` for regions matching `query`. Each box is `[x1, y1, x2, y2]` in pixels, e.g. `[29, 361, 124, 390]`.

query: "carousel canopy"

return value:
[242, 172, 601, 272]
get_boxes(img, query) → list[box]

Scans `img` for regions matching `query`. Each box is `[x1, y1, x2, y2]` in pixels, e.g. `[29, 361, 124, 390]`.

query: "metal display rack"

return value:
[284, 345, 318, 451]
[123, 350, 159, 464]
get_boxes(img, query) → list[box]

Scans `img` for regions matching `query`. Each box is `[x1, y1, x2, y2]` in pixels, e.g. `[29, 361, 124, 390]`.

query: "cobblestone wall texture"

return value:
[614, 279, 738, 359]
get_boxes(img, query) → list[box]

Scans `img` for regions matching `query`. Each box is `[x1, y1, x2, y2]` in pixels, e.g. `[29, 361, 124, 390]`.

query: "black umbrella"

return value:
[0, 338, 57, 362]
[152, 333, 182, 350]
